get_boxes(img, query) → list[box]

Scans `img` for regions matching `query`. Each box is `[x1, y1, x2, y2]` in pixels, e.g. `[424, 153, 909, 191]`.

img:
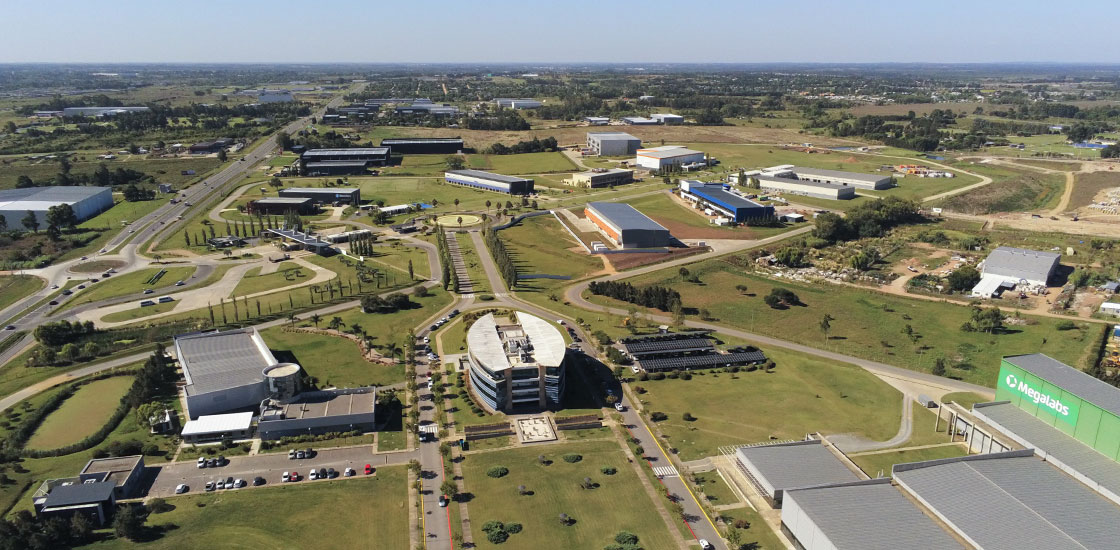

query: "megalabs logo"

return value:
[1004, 373, 1071, 417]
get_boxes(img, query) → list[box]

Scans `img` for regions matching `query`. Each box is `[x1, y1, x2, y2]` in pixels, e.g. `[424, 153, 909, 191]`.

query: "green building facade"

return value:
[996, 355, 1120, 462]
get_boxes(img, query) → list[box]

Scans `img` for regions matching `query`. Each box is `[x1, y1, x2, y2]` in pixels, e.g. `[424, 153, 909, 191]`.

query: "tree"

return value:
[485, 200, 492, 213]
[453, 198, 460, 210]
[932, 357, 948, 377]
[946, 265, 981, 292]
[1102, 144, 1120, 159]
[269, 176, 283, 189]
[727, 527, 743, 548]
[113, 504, 146, 541]
[46, 203, 78, 232]
[445, 155, 465, 170]
[407, 259, 414, 280]
[440, 480, 459, 499]
[70, 512, 93, 542]
[61, 343, 81, 362]
[310, 313, 321, 328]
[819, 313, 834, 343]
[15, 174, 34, 188]
[21, 210, 39, 233]
[217, 149, 227, 162]
[558, 513, 571, 526]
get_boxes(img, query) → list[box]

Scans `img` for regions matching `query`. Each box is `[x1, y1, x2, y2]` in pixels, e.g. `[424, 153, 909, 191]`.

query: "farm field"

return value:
[461, 440, 679, 550]
[0, 275, 43, 313]
[0, 156, 221, 190]
[633, 348, 902, 461]
[25, 376, 134, 450]
[260, 326, 404, 388]
[90, 468, 409, 550]
[589, 262, 1102, 385]
[57, 266, 195, 313]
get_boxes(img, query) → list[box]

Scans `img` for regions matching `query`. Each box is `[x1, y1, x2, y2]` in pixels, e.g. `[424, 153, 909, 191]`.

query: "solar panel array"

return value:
[621, 337, 715, 355]
[640, 351, 766, 372]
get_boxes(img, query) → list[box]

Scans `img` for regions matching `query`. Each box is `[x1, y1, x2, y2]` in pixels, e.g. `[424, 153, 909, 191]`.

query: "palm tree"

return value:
[287, 313, 297, 326]
[310, 313, 321, 328]
[485, 200, 491, 213]
[349, 322, 363, 336]
[328, 316, 344, 331]
[385, 341, 402, 362]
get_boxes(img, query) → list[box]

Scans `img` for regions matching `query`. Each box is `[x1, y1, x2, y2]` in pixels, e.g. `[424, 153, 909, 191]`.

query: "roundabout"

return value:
[434, 213, 483, 227]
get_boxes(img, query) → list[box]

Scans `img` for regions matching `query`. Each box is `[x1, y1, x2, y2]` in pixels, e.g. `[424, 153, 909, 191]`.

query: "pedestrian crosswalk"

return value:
[420, 424, 438, 434]
[652, 466, 678, 478]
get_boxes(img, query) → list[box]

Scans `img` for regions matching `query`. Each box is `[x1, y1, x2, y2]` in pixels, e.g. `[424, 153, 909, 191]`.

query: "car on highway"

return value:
[174, 280, 185, 286]
[80, 256, 87, 260]
[175, 484, 188, 494]
[50, 284, 59, 290]
[48, 300, 58, 306]
[76, 285, 85, 290]
[61, 289, 72, 295]
[3, 325, 15, 331]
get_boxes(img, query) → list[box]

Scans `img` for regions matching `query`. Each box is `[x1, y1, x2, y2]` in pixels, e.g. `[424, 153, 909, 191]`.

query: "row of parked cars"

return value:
[196, 456, 227, 468]
[427, 309, 460, 332]
[204, 476, 266, 492]
[288, 448, 315, 460]
[282, 465, 369, 483]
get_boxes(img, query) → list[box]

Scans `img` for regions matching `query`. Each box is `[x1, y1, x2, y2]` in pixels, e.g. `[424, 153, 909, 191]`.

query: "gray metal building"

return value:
[175, 329, 279, 419]
[734, 440, 862, 507]
[257, 388, 377, 440]
[0, 186, 114, 230]
[894, 451, 1120, 550]
[278, 186, 361, 205]
[781, 479, 966, 550]
[584, 201, 671, 249]
[586, 132, 642, 156]
[444, 170, 534, 195]
[786, 166, 893, 190]
[979, 246, 1060, 287]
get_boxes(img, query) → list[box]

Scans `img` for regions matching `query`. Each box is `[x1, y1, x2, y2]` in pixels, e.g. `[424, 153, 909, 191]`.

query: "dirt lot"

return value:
[1070, 171, 1120, 213]
[606, 246, 709, 271]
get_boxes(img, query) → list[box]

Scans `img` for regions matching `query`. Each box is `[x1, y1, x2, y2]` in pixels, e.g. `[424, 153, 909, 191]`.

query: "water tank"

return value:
[263, 363, 302, 400]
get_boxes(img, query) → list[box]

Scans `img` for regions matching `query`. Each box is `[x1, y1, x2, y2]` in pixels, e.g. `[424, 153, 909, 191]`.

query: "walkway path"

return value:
[444, 231, 477, 295]
[828, 394, 914, 453]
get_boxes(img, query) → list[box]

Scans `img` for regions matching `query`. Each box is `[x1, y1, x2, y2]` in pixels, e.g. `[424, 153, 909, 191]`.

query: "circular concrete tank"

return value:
[263, 362, 302, 400]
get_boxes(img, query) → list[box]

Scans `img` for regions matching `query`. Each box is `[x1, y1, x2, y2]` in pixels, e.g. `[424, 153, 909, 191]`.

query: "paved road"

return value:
[147, 446, 418, 498]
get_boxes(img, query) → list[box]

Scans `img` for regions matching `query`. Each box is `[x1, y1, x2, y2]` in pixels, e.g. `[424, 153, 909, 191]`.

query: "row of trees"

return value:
[463, 110, 530, 131]
[483, 227, 518, 289]
[349, 232, 378, 256]
[813, 197, 921, 243]
[435, 228, 458, 293]
[483, 136, 558, 155]
[587, 281, 682, 312]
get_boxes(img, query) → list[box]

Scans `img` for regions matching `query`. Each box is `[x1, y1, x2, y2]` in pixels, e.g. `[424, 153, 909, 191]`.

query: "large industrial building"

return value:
[493, 98, 542, 109]
[586, 131, 642, 156]
[380, 137, 464, 155]
[733, 440, 863, 508]
[568, 169, 634, 188]
[176, 329, 283, 419]
[634, 145, 707, 171]
[247, 197, 316, 215]
[278, 186, 361, 205]
[679, 180, 774, 224]
[760, 165, 893, 190]
[465, 312, 567, 412]
[651, 113, 684, 125]
[0, 186, 114, 230]
[618, 331, 767, 373]
[63, 106, 149, 117]
[584, 201, 671, 249]
[971, 246, 1060, 297]
[298, 148, 390, 175]
[753, 175, 857, 200]
[444, 170, 534, 195]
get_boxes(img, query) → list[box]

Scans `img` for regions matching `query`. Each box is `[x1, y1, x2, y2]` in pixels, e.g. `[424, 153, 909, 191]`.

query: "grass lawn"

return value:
[717, 505, 790, 550]
[849, 444, 968, 479]
[78, 197, 171, 231]
[101, 300, 179, 323]
[693, 471, 739, 507]
[476, 151, 578, 174]
[594, 261, 1101, 386]
[0, 275, 43, 312]
[937, 163, 1065, 214]
[633, 348, 902, 461]
[461, 440, 678, 550]
[88, 468, 409, 550]
[331, 286, 455, 354]
[500, 214, 602, 282]
[25, 376, 134, 450]
[362, 241, 431, 281]
[622, 192, 794, 240]
[230, 261, 307, 297]
[57, 266, 195, 313]
[260, 327, 404, 389]
[941, 392, 991, 409]
[352, 176, 517, 214]
[0, 157, 221, 191]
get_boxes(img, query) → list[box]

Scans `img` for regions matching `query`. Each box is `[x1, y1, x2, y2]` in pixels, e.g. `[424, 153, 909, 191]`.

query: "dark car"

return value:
[318, 468, 327, 479]
[48, 300, 58, 306]
[327, 468, 337, 479]
[304, 448, 314, 458]
[217, 455, 226, 466]
[253, 476, 265, 486]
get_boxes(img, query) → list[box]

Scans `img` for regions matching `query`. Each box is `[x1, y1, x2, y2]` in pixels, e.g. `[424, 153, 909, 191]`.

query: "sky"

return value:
[2, 0, 1119, 64]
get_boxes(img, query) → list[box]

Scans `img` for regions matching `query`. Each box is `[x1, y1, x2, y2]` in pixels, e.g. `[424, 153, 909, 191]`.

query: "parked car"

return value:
[364, 464, 374, 475]
[344, 467, 355, 477]
[143, 289, 153, 294]
[439, 495, 449, 507]
[323, 468, 332, 479]
[234, 479, 245, 488]
[614, 402, 625, 412]
[304, 448, 314, 458]
[296, 450, 305, 459]
[197, 457, 207, 469]
[224, 477, 234, 490]
[253, 477, 265, 486]
[309, 470, 318, 480]
[175, 484, 188, 494]
[288, 449, 297, 459]
[207, 458, 218, 468]
[282, 472, 290, 483]
[290, 471, 299, 481]
[217, 456, 226, 466]
[698, 540, 713, 550]
[205, 481, 215, 492]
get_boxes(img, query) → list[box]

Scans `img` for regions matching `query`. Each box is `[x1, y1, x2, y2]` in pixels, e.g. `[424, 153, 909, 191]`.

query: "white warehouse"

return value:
[761, 165, 893, 190]
[0, 186, 114, 230]
[635, 146, 707, 171]
[754, 175, 856, 200]
[586, 132, 642, 156]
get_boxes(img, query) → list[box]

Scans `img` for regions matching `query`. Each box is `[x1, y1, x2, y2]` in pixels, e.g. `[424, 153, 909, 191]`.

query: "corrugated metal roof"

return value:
[736, 440, 861, 494]
[588, 131, 639, 141]
[981, 246, 1060, 283]
[755, 174, 851, 190]
[253, 197, 312, 205]
[446, 170, 531, 184]
[180, 412, 254, 436]
[176, 329, 276, 396]
[637, 146, 704, 159]
[784, 480, 965, 550]
[791, 166, 891, 184]
[281, 187, 360, 194]
[974, 401, 1120, 498]
[894, 453, 1120, 549]
[586, 202, 668, 233]
[380, 138, 463, 144]
[0, 185, 110, 203]
[686, 182, 766, 209]
[1003, 353, 1120, 417]
[301, 148, 389, 156]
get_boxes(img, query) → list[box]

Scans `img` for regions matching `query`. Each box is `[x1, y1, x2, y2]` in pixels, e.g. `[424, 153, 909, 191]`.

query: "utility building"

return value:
[493, 98, 542, 109]
[584, 201, 671, 249]
[586, 132, 642, 156]
[569, 169, 634, 188]
[972, 247, 1059, 298]
[0, 186, 114, 230]
[679, 181, 774, 224]
[247, 197, 315, 215]
[278, 187, 361, 205]
[444, 170, 534, 195]
[380, 137, 464, 155]
[651, 113, 684, 125]
[298, 148, 390, 175]
[773, 166, 892, 190]
[466, 312, 567, 412]
[754, 175, 856, 200]
[635, 146, 707, 171]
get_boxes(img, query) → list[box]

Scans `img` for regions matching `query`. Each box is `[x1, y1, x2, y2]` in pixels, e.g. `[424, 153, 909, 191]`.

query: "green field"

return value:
[634, 348, 902, 460]
[0, 275, 43, 312]
[0, 157, 221, 190]
[849, 445, 969, 478]
[693, 471, 739, 507]
[57, 266, 195, 313]
[717, 505, 789, 550]
[937, 163, 1065, 214]
[356, 241, 431, 281]
[622, 192, 794, 239]
[230, 261, 307, 297]
[25, 376, 134, 450]
[100, 300, 180, 323]
[260, 327, 404, 389]
[461, 440, 678, 550]
[89, 468, 409, 549]
[593, 260, 1101, 385]
[475, 151, 578, 174]
[500, 215, 602, 288]
[78, 196, 172, 232]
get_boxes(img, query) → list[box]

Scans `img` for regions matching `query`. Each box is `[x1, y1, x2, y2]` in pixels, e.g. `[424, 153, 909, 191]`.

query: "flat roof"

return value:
[791, 166, 890, 183]
[266, 228, 330, 246]
[0, 185, 110, 203]
[176, 329, 276, 396]
[43, 482, 116, 508]
[281, 187, 359, 194]
[467, 312, 566, 372]
[301, 148, 389, 156]
[81, 455, 142, 475]
[974, 401, 1120, 498]
[380, 137, 463, 144]
[983, 246, 1060, 282]
[755, 174, 852, 190]
[254, 197, 313, 205]
[894, 452, 1120, 549]
[639, 351, 766, 371]
[446, 169, 532, 184]
[304, 161, 372, 168]
[620, 337, 715, 355]
[576, 168, 633, 177]
[181, 412, 254, 436]
[1003, 353, 1120, 417]
[265, 390, 375, 419]
[736, 440, 861, 494]
[637, 146, 704, 159]
[588, 131, 639, 140]
[686, 182, 766, 210]
[784, 480, 965, 550]
[586, 201, 668, 233]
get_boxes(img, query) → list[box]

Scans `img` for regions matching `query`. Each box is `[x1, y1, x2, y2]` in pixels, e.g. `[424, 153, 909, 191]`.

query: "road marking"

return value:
[652, 466, 679, 478]
[639, 415, 722, 544]
[420, 424, 438, 434]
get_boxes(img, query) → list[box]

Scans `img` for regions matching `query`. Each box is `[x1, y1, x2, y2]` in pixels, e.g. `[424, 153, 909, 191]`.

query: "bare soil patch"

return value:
[607, 246, 709, 271]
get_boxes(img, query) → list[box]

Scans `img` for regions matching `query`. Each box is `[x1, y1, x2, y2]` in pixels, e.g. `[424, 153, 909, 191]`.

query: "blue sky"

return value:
[2, 0, 1118, 63]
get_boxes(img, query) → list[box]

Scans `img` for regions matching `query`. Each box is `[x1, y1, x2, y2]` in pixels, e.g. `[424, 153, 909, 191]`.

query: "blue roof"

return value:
[687, 183, 765, 211]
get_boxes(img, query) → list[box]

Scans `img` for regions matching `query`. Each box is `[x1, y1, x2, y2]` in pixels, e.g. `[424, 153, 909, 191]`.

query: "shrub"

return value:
[601, 466, 617, 475]
[506, 522, 522, 534]
[650, 411, 668, 422]
[562, 453, 582, 463]
[615, 531, 640, 545]
[1056, 320, 1078, 331]
[486, 466, 509, 478]
[682, 412, 696, 422]
[486, 530, 509, 544]
[147, 498, 172, 514]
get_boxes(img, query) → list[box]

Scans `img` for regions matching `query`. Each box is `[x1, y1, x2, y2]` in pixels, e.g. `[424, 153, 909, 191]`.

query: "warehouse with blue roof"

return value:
[679, 180, 774, 224]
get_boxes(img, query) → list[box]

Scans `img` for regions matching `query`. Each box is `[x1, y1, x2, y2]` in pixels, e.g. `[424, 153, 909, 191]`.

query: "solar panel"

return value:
[640, 351, 766, 372]
[621, 338, 715, 355]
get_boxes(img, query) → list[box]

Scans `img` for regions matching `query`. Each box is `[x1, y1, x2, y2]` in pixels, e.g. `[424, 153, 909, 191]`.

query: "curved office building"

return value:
[466, 311, 567, 412]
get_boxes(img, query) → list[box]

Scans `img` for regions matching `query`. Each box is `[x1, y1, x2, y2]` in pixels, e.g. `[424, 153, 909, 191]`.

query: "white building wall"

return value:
[781, 493, 838, 550]
[635, 152, 705, 171]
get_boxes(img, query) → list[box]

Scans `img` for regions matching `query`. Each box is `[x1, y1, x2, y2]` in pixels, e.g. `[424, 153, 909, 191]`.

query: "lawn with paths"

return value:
[849, 444, 968, 479]
[633, 347, 902, 461]
[229, 261, 306, 297]
[717, 505, 791, 550]
[25, 376, 135, 450]
[57, 266, 195, 313]
[461, 440, 679, 550]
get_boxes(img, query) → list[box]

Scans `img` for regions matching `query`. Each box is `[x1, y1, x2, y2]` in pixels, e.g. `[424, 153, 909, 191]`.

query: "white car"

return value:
[614, 402, 625, 412]
[282, 471, 290, 483]
[309, 470, 318, 480]
[175, 484, 188, 494]
[344, 467, 355, 477]
[698, 539, 713, 550]
[234, 479, 245, 488]
[197, 457, 206, 468]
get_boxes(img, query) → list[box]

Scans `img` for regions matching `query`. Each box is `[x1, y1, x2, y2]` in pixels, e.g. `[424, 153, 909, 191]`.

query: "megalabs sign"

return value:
[999, 365, 1080, 427]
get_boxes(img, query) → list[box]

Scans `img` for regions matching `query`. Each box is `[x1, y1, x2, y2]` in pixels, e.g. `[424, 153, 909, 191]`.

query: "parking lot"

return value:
[146, 444, 419, 497]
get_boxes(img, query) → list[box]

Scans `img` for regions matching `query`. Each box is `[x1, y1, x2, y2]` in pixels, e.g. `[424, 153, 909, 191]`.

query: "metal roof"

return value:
[637, 146, 704, 159]
[981, 246, 1060, 283]
[1003, 353, 1120, 417]
[380, 138, 463, 144]
[588, 131, 639, 141]
[894, 452, 1120, 549]
[253, 197, 313, 205]
[620, 337, 715, 355]
[281, 187, 360, 194]
[175, 329, 276, 396]
[791, 166, 891, 184]
[0, 185, 110, 203]
[973, 401, 1120, 500]
[180, 412, 254, 436]
[755, 174, 852, 190]
[43, 482, 116, 508]
[466, 312, 566, 373]
[685, 182, 766, 210]
[303, 161, 372, 169]
[783, 480, 966, 550]
[736, 440, 861, 496]
[446, 169, 532, 184]
[586, 202, 668, 233]
[301, 148, 389, 157]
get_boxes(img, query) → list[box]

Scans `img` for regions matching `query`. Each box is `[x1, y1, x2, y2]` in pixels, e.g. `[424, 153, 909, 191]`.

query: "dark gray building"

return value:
[734, 440, 862, 508]
[257, 388, 377, 440]
[584, 201, 671, 249]
[278, 187, 361, 205]
[444, 170, 534, 195]
[298, 148, 390, 175]
[381, 137, 464, 155]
